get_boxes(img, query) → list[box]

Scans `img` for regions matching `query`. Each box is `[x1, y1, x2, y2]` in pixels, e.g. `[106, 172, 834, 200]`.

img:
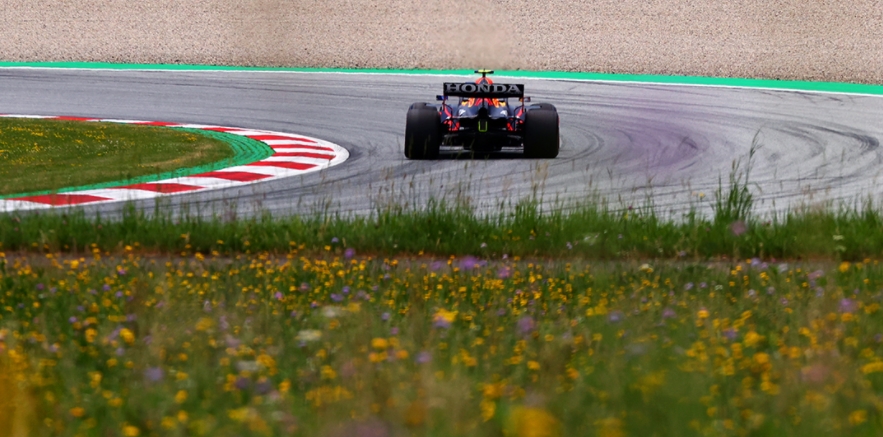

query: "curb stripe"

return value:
[115, 183, 203, 193]
[0, 116, 349, 211]
[192, 171, 271, 182]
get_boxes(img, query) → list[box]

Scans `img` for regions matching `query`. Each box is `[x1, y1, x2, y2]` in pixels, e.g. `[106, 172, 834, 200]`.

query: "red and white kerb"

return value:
[0, 116, 349, 211]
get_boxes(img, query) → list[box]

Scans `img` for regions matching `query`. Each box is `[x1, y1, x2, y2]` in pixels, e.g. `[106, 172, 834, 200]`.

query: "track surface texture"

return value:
[1, 68, 882, 219]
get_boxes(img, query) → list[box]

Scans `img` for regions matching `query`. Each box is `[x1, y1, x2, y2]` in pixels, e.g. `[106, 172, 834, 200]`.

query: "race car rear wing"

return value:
[442, 82, 525, 99]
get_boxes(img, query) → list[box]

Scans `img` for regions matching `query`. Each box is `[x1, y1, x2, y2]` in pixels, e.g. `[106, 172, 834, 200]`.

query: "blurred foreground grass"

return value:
[2, 247, 883, 436]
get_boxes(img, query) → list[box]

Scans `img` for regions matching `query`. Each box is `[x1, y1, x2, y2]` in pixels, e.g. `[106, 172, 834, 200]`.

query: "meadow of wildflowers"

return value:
[2, 242, 883, 436]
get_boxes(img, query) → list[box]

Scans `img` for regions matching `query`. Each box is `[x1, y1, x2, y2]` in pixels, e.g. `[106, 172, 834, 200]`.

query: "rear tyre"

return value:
[404, 105, 441, 160]
[535, 103, 557, 111]
[522, 109, 559, 158]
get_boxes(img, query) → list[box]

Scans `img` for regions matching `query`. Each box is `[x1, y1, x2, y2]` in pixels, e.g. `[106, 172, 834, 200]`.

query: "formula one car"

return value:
[404, 70, 559, 159]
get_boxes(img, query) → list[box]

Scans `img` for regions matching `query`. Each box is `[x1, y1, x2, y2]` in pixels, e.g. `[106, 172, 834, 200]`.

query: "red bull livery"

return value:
[404, 70, 559, 159]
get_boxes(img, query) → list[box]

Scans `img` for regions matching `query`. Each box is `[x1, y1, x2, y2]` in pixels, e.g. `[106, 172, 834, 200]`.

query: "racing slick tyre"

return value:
[405, 106, 441, 160]
[523, 108, 559, 159]
[536, 103, 557, 111]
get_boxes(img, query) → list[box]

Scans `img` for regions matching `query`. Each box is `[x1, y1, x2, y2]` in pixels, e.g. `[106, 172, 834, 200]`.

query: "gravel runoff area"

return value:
[1, 0, 882, 83]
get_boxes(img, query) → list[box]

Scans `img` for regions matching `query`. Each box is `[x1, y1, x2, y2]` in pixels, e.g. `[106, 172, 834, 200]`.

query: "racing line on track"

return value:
[0, 115, 349, 212]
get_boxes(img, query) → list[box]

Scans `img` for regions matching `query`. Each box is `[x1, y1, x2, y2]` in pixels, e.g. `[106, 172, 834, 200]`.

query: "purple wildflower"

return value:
[36, 283, 44, 291]
[730, 220, 747, 236]
[225, 335, 241, 349]
[840, 298, 858, 313]
[390, 327, 399, 336]
[234, 377, 251, 390]
[416, 351, 432, 364]
[331, 237, 339, 244]
[144, 367, 164, 382]
[331, 293, 343, 302]
[344, 248, 355, 259]
[662, 307, 676, 319]
[433, 319, 450, 329]
[274, 292, 284, 301]
[608, 310, 624, 323]
[102, 284, 111, 291]
[684, 282, 694, 291]
[255, 380, 273, 395]
[459, 256, 479, 270]
[497, 267, 511, 279]
[517, 316, 536, 335]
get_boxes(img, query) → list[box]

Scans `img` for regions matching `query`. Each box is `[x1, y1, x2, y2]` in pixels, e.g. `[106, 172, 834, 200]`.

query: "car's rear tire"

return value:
[404, 105, 441, 160]
[536, 103, 557, 111]
[523, 108, 559, 159]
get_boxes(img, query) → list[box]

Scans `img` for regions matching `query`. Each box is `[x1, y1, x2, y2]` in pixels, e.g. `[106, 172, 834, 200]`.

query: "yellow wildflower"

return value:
[371, 338, 389, 350]
[507, 406, 561, 437]
[861, 362, 883, 374]
[119, 328, 135, 345]
[743, 331, 763, 347]
[849, 410, 867, 426]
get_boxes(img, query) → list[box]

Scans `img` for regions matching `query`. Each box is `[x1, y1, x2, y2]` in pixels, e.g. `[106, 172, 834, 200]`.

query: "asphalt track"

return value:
[2, 68, 882, 219]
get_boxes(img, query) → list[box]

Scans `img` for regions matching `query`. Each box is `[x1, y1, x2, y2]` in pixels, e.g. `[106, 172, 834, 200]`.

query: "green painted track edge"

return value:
[0, 125, 274, 200]
[1, 61, 882, 96]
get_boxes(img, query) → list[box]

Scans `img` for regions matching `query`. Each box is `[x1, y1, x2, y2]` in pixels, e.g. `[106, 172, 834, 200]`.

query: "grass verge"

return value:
[1, 196, 882, 261]
[0, 118, 233, 196]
